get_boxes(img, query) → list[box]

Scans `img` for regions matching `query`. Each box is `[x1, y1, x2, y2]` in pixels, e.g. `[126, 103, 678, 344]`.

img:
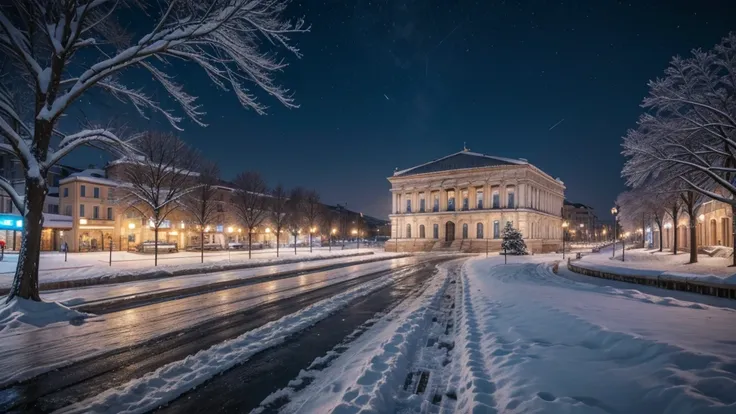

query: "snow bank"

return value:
[274, 263, 452, 414]
[57, 267, 411, 414]
[448, 257, 736, 413]
[0, 298, 87, 334]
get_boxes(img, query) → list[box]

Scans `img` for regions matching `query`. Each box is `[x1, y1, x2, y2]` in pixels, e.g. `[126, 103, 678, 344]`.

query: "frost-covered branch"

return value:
[0, 175, 24, 214]
[46, 128, 133, 167]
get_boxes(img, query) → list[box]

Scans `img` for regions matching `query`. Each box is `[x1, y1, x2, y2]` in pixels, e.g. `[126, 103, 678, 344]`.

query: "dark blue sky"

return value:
[71, 0, 733, 219]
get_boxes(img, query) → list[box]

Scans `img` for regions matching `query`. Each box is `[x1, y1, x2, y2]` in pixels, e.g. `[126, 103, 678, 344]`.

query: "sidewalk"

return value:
[0, 247, 387, 292]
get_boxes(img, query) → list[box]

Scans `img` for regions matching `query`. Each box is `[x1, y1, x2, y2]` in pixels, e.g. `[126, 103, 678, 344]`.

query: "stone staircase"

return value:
[432, 240, 464, 252]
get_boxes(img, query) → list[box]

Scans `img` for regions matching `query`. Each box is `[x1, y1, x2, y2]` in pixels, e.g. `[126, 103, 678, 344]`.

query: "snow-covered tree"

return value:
[269, 184, 288, 257]
[232, 171, 268, 259]
[180, 162, 221, 263]
[286, 187, 306, 255]
[0, 0, 307, 301]
[302, 189, 321, 253]
[501, 222, 528, 255]
[118, 132, 199, 266]
[622, 32, 736, 262]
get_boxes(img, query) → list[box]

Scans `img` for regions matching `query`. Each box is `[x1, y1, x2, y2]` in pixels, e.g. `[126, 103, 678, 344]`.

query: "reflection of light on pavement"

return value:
[298, 275, 307, 287]
[264, 281, 279, 293]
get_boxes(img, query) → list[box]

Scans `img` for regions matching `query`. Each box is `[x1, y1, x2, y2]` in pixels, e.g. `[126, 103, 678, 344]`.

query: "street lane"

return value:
[41, 253, 402, 309]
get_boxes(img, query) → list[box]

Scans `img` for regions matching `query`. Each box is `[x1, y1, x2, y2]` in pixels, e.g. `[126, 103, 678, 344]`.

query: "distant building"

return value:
[386, 149, 565, 253]
[562, 200, 598, 242]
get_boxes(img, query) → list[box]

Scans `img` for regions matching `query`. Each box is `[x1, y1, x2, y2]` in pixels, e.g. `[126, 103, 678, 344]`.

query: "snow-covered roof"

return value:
[393, 151, 528, 177]
[59, 169, 119, 186]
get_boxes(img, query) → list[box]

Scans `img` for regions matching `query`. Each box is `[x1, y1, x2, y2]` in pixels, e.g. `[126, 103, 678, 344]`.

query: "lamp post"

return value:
[330, 228, 336, 252]
[352, 229, 359, 250]
[611, 206, 618, 258]
[309, 227, 316, 253]
[562, 221, 569, 260]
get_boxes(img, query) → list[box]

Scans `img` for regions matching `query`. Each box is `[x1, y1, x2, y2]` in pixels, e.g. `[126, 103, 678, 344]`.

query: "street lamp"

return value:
[579, 223, 585, 244]
[611, 206, 618, 258]
[352, 229, 359, 250]
[561, 221, 569, 260]
[330, 228, 337, 252]
[309, 227, 317, 253]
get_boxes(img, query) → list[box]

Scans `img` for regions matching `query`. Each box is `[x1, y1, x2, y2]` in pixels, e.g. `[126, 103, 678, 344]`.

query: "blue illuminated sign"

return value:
[0, 215, 23, 230]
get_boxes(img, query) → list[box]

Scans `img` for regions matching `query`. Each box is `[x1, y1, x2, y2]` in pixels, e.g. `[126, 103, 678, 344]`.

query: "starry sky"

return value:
[70, 0, 734, 220]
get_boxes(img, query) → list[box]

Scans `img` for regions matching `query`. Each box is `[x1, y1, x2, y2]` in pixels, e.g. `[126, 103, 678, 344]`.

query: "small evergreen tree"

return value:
[501, 222, 528, 255]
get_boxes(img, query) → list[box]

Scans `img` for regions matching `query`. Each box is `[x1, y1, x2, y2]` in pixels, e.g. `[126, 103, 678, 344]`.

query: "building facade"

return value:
[651, 199, 733, 251]
[385, 150, 565, 253]
[562, 201, 599, 242]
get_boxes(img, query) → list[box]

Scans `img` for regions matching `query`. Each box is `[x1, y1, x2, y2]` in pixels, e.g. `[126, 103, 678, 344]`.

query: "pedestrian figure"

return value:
[0, 240, 5, 261]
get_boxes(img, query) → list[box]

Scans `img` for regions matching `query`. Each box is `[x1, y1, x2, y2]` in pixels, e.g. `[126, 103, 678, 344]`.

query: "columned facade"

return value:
[652, 199, 733, 251]
[386, 150, 565, 253]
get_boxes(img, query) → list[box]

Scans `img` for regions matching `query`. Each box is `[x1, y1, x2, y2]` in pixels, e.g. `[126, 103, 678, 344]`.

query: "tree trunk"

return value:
[200, 230, 204, 263]
[657, 222, 663, 252]
[732, 204, 736, 267]
[672, 209, 678, 255]
[7, 178, 46, 302]
[309, 233, 312, 253]
[276, 231, 280, 257]
[154, 226, 159, 266]
[294, 234, 297, 255]
[689, 216, 698, 264]
[248, 231, 252, 259]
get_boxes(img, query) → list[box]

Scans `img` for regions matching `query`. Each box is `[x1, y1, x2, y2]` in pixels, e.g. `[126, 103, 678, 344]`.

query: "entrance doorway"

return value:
[445, 221, 455, 242]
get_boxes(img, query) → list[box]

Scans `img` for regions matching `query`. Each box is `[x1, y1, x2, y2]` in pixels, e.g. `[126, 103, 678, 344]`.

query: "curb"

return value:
[567, 259, 736, 300]
[0, 252, 380, 295]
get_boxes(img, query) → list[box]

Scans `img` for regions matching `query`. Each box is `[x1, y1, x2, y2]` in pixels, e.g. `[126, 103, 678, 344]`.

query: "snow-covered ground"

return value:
[448, 256, 736, 413]
[258, 254, 735, 414]
[0, 256, 419, 387]
[579, 246, 736, 284]
[0, 246, 381, 289]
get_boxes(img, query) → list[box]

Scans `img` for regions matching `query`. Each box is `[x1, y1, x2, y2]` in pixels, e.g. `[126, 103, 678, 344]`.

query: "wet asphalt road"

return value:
[0, 256, 448, 413]
[155, 258, 450, 414]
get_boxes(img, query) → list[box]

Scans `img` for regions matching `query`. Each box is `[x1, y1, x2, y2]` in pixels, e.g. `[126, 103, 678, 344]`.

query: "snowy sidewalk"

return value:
[0, 248, 386, 292]
[448, 256, 736, 413]
[578, 247, 736, 285]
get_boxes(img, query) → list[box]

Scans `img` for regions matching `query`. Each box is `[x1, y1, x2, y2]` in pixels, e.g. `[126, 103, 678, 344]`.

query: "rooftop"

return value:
[393, 150, 528, 177]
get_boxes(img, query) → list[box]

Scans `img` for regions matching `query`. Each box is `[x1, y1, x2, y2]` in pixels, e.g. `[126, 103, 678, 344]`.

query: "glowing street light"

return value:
[128, 222, 136, 229]
[561, 221, 569, 259]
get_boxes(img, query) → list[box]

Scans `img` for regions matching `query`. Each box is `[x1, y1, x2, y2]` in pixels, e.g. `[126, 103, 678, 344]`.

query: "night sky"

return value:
[71, 0, 733, 220]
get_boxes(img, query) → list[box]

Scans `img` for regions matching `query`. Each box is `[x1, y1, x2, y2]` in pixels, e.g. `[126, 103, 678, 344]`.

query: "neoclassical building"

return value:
[386, 149, 565, 253]
[651, 198, 733, 251]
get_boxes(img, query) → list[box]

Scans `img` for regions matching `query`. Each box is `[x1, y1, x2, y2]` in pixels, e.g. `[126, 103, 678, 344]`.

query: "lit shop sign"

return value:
[148, 219, 172, 229]
[0, 215, 23, 230]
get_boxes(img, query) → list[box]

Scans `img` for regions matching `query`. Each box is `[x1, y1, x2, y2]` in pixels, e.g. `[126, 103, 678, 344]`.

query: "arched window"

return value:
[476, 223, 484, 239]
[406, 224, 412, 238]
[433, 224, 439, 239]
[462, 223, 468, 239]
[419, 224, 426, 238]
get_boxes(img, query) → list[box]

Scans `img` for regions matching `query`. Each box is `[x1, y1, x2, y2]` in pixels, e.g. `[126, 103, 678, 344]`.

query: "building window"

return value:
[93, 187, 100, 198]
[476, 189, 484, 209]
[461, 189, 469, 210]
[447, 190, 455, 211]
[65, 205, 72, 216]
[493, 220, 500, 239]
[419, 224, 426, 238]
[107, 207, 113, 220]
[477, 223, 484, 239]
[93, 206, 99, 219]
[432, 193, 440, 212]
[108, 188, 113, 200]
[406, 224, 412, 238]
[406, 198, 412, 213]
[507, 188, 515, 209]
[492, 190, 500, 209]
[79, 204, 85, 217]
[419, 193, 426, 212]
[433, 224, 439, 239]
[80, 185, 86, 197]
[462, 223, 468, 239]
[63, 188, 69, 198]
